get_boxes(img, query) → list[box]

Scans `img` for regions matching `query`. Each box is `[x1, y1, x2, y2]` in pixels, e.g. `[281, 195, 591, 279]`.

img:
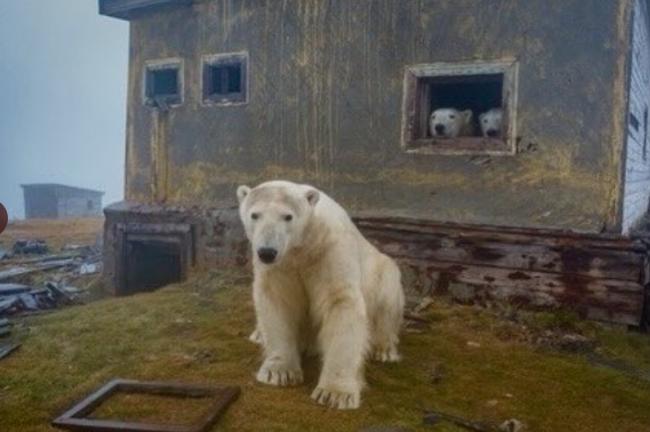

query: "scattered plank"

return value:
[424, 410, 495, 431]
[0, 284, 31, 296]
[0, 297, 19, 313]
[0, 259, 75, 282]
[0, 343, 20, 361]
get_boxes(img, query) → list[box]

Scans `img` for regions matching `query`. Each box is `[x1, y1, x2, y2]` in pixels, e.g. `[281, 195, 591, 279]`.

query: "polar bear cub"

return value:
[479, 108, 503, 138]
[430, 108, 474, 138]
[237, 180, 404, 410]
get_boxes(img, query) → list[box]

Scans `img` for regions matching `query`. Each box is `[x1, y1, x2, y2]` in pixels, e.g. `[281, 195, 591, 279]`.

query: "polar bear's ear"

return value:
[462, 110, 473, 122]
[237, 185, 251, 204]
[305, 189, 320, 207]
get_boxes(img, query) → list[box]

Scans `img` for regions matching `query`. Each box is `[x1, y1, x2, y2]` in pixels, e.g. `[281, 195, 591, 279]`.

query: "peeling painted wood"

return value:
[356, 216, 647, 326]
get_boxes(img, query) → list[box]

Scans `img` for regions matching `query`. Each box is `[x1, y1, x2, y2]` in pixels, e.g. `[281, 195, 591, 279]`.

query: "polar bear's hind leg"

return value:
[370, 258, 404, 363]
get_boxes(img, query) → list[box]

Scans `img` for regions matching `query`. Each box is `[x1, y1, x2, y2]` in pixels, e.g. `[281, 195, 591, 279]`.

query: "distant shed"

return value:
[21, 184, 104, 219]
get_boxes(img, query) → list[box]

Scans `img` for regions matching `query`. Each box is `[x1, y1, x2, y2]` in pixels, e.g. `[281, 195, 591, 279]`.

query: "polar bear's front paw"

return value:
[311, 386, 360, 410]
[371, 345, 401, 363]
[256, 363, 303, 386]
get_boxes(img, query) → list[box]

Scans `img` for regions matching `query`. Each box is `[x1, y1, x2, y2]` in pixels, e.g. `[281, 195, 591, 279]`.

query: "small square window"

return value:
[401, 60, 518, 155]
[143, 59, 183, 108]
[202, 52, 248, 105]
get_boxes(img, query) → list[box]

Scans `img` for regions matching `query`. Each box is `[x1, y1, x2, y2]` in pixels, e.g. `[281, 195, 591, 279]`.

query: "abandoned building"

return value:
[100, 0, 650, 326]
[21, 184, 104, 219]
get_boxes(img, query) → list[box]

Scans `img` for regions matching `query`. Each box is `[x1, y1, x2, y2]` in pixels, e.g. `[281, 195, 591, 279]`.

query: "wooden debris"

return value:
[0, 297, 20, 313]
[0, 259, 75, 282]
[0, 284, 31, 296]
[52, 379, 241, 432]
[0, 318, 11, 338]
[0, 343, 20, 361]
[0, 282, 82, 317]
[423, 410, 495, 431]
[13, 239, 48, 255]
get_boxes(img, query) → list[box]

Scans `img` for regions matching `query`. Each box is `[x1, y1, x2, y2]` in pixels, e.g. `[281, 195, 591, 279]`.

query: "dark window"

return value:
[425, 74, 503, 138]
[144, 62, 182, 107]
[87, 200, 94, 211]
[211, 65, 242, 94]
[203, 53, 248, 104]
[402, 61, 518, 155]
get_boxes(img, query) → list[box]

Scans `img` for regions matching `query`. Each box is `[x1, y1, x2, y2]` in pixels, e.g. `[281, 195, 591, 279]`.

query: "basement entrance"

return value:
[126, 238, 181, 294]
[115, 223, 194, 296]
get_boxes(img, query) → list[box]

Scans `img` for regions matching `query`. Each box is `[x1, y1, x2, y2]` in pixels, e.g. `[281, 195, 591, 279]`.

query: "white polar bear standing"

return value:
[237, 180, 405, 410]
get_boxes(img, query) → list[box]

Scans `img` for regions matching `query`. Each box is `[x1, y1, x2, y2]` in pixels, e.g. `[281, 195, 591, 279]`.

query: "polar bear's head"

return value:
[430, 108, 472, 138]
[237, 181, 320, 266]
[479, 108, 503, 138]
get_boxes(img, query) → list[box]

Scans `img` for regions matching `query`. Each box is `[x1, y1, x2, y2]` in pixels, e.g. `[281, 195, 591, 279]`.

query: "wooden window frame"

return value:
[401, 59, 519, 156]
[201, 52, 249, 106]
[143, 58, 184, 108]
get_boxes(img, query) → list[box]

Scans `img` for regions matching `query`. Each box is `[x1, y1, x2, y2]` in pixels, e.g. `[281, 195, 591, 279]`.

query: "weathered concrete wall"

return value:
[623, 0, 650, 233]
[124, 0, 632, 233]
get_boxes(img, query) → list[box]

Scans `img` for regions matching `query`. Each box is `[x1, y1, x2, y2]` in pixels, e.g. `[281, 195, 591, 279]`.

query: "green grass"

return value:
[1, 269, 650, 432]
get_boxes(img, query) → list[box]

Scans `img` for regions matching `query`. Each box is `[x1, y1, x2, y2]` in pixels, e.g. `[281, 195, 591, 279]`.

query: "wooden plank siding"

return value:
[355, 217, 649, 326]
[623, 0, 650, 233]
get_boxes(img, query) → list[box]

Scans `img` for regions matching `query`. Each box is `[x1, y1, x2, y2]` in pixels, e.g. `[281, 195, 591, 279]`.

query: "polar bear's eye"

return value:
[483, 119, 488, 123]
[283, 214, 293, 222]
[251, 212, 260, 221]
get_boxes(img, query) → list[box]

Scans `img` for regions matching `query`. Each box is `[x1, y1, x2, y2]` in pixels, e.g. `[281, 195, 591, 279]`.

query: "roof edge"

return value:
[21, 184, 105, 195]
[98, 0, 194, 21]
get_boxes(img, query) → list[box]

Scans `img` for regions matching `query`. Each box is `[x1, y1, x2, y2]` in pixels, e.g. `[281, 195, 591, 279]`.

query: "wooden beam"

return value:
[355, 217, 648, 326]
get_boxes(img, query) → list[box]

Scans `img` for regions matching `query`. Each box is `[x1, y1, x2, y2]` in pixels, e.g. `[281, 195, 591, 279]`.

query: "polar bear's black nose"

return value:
[434, 124, 445, 134]
[487, 129, 498, 137]
[257, 247, 278, 264]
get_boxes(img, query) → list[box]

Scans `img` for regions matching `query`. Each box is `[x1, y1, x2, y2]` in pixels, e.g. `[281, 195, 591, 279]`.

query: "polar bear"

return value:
[430, 108, 474, 138]
[237, 180, 404, 410]
[479, 108, 503, 138]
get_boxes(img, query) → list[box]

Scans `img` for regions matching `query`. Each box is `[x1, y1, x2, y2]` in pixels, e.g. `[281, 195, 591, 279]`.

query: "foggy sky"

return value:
[0, 0, 128, 219]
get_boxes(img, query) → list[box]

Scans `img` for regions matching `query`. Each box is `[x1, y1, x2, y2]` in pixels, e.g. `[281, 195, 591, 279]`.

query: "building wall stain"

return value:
[124, 0, 631, 233]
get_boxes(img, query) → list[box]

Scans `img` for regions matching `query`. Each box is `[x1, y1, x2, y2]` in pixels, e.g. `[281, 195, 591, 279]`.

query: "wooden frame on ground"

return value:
[52, 379, 240, 432]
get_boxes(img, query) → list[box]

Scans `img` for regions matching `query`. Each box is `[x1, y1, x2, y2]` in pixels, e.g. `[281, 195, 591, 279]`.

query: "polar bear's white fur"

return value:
[237, 180, 404, 410]
[430, 108, 474, 138]
[479, 108, 503, 138]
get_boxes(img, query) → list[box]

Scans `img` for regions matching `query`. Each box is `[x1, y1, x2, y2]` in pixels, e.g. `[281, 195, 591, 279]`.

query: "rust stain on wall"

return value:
[124, 0, 633, 233]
